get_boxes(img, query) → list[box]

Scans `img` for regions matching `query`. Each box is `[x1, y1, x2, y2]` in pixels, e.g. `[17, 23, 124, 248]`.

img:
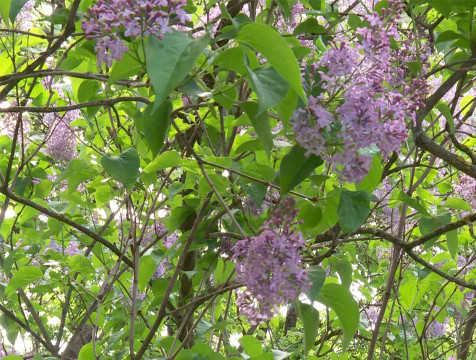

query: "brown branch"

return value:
[0, 304, 52, 351]
[412, 53, 476, 179]
[0, 0, 82, 102]
[0, 96, 151, 113]
[133, 195, 212, 360]
[408, 212, 476, 248]
[0, 186, 133, 268]
[0, 69, 150, 87]
[459, 298, 476, 360]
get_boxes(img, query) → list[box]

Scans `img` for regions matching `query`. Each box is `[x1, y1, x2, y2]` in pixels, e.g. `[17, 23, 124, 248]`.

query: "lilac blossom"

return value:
[7, 0, 34, 31]
[44, 239, 61, 254]
[426, 317, 448, 339]
[140, 221, 179, 249]
[454, 173, 476, 210]
[121, 280, 147, 306]
[219, 237, 233, 258]
[291, 0, 428, 183]
[65, 241, 80, 256]
[141, 221, 167, 247]
[152, 262, 167, 280]
[82, 0, 188, 66]
[0, 346, 18, 357]
[363, 304, 380, 330]
[44, 110, 80, 163]
[0, 102, 32, 144]
[232, 197, 309, 324]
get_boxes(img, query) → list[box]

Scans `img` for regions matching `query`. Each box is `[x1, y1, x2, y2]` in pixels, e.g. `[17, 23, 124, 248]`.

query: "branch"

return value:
[0, 69, 150, 88]
[355, 227, 476, 290]
[0, 96, 150, 113]
[408, 212, 476, 248]
[133, 196, 212, 360]
[412, 54, 476, 179]
[0, 0, 82, 101]
[0, 187, 133, 268]
[0, 304, 51, 350]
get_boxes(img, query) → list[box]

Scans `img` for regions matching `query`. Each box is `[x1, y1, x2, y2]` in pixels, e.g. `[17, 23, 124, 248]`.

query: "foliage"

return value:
[0, 0, 475, 359]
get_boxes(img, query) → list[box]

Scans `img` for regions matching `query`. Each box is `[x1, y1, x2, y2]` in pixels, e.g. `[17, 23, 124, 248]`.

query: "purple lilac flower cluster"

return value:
[232, 197, 309, 324]
[44, 110, 80, 163]
[140, 221, 179, 279]
[243, 190, 279, 217]
[141, 221, 179, 249]
[292, 0, 427, 183]
[82, 0, 188, 66]
[1, 101, 31, 144]
[454, 173, 476, 210]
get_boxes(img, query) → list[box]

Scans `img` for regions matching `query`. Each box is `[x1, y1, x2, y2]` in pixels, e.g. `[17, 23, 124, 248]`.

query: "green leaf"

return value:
[236, 23, 306, 103]
[240, 102, 273, 158]
[101, 148, 140, 190]
[109, 52, 142, 85]
[47, 201, 71, 214]
[0, 0, 11, 26]
[419, 212, 452, 242]
[56, 159, 97, 194]
[274, 0, 291, 17]
[296, 301, 319, 355]
[176, 349, 194, 360]
[138, 255, 156, 292]
[69, 255, 95, 274]
[276, 90, 298, 130]
[445, 197, 472, 211]
[436, 102, 455, 134]
[318, 283, 359, 349]
[212, 47, 260, 75]
[146, 31, 210, 108]
[428, 0, 454, 17]
[337, 190, 371, 234]
[309, 0, 324, 10]
[143, 150, 182, 173]
[271, 349, 292, 360]
[5, 266, 43, 295]
[356, 155, 382, 193]
[168, 206, 194, 232]
[292, 18, 326, 36]
[279, 144, 323, 194]
[213, 259, 235, 284]
[435, 30, 466, 44]
[245, 60, 289, 115]
[406, 61, 422, 76]
[9, 0, 28, 23]
[14, 177, 31, 196]
[446, 229, 458, 260]
[397, 191, 430, 217]
[135, 100, 173, 157]
[239, 336, 262, 356]
[4, 355, 23, 360]
[306, 266, 326, 302]
[78, 343, 94, 360]
[298, 201, 322, 230]
[333, 258, 353, 288]
[77, 80, 99, 103]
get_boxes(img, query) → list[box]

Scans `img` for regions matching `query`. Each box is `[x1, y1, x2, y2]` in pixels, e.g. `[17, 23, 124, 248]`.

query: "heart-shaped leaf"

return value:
[101, 148, 140, 190]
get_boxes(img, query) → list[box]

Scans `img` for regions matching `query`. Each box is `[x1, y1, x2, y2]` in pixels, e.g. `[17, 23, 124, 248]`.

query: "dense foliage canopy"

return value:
[0, 0, 475, 359]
